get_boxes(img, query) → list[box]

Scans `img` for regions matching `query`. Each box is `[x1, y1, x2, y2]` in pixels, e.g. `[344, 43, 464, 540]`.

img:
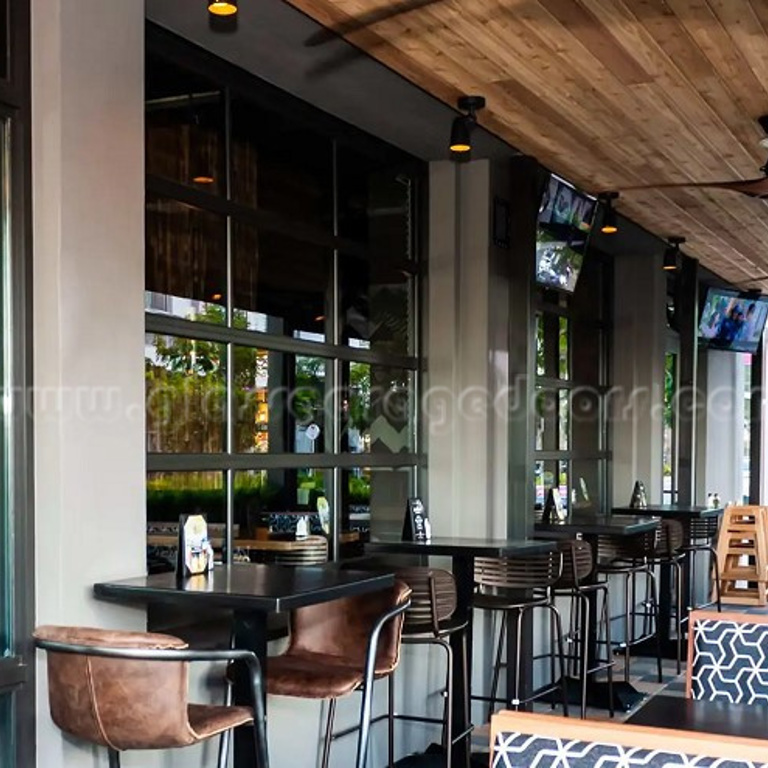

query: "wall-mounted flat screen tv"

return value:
[536, 175, 595, 293]
[698, 287, 768, 354]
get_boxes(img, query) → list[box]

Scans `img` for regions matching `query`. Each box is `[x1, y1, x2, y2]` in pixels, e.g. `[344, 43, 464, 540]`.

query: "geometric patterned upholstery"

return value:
[490, 711, 768, 768]
[688, 610, 768, 704]
[492, 732, 766, 768]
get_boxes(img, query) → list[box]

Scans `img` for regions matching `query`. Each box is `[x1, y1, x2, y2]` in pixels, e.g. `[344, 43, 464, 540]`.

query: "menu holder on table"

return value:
[402, 497, 431, 542]
[176, 513, 214, 579]
[542, 487, 567, 524]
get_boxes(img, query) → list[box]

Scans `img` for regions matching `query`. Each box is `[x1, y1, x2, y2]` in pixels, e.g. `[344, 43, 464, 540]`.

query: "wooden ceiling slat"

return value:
[286, 0, 768, 289]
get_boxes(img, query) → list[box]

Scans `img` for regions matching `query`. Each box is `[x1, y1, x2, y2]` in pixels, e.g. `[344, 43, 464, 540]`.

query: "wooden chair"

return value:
[489, 710, 768, 768]
[686, 609, 768, 704]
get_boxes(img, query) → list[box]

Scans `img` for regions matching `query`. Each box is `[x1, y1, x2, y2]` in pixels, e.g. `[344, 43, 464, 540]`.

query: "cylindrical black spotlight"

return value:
[598, 192, 619, 234]
[663, 236, 685, 271]
[448, 95, 485, 159]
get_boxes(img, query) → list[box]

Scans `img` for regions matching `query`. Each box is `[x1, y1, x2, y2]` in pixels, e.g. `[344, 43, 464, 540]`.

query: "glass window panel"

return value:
[232, 221, 330, 340]
[340, 254, 414, 356]
[536, 313, 545, 376]
[230, 99, 333, 230]
[233, 469, 331, 538]
[571, 387, 601, 454]
[145, 333, 226, 453]
[558, 389, 569, 451]
[534, 388, 559, 452]
[559, 460, 570, 512]
[535, 460, 560, 512]
[234, 347, 329, 454]
[539, 312, 560, 378]
[341, 466, 414, 537]
[147, 471, 225, 570]
[146, 55, 225, 195]
[337, 150, 415, 252]
[571, 322, 602, 385]
[571, 461, 600, 514]
[341, 362, 414, 455]
[146, 195, 227, 324]
[559, 317, 569, 380]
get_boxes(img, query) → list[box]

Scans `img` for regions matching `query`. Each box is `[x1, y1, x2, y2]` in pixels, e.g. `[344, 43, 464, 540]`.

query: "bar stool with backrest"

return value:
[550, 538, 615, 719]
[643, 519, 686, 674]
[33, 625, 268, 768]
[472, 549, 568, 718]
[267, 582, 412, 768]
[595, 527, 662, 684]
[270, 534, 328, 565]
[385, 567, 469, 768]
[681, 516, 722, 614]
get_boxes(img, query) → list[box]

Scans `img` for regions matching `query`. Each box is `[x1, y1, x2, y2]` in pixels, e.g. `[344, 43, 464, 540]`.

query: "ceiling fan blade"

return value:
[304, 0, 445, 47]
[616, 177, 768, 199]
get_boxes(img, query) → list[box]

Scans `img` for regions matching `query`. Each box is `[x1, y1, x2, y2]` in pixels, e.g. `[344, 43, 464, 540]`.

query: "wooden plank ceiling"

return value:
[285, 0, 768, 288]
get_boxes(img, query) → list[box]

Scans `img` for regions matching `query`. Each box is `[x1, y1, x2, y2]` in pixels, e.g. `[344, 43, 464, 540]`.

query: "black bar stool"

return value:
[595, 528, 663, 684]
[552, 538, 615, 718]
[681, 517, 722, 613]
[472, 550, 569, 718]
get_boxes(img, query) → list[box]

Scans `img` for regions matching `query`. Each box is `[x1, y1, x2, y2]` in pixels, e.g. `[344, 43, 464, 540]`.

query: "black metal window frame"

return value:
[145, 25, 426, 559]
[0, 0, 35, 765]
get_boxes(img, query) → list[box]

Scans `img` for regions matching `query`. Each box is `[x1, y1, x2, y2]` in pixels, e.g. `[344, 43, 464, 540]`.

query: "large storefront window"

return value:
[145, 28, 423, 562]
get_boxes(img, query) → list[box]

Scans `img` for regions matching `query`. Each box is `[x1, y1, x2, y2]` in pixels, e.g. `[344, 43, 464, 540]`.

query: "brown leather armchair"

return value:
[268, 582, 412, 768]
[34, 625, 268, 768]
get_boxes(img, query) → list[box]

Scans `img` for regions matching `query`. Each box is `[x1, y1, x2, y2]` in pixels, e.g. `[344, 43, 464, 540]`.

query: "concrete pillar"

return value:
[611, 249, 667, 505]
[32, 0, 146, 765]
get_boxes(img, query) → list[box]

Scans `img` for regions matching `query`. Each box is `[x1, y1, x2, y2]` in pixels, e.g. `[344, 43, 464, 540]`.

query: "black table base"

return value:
[544, 676, 645, 713]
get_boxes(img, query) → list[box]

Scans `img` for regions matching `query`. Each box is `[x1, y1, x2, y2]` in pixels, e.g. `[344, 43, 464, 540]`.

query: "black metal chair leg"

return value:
[108, 749, 121, 768]
[546, 603, 569, 717]
[623, 573, 632, 683]
[438, 639, 454, 768]
[488, 612, 507, 720]
[673, 559, 683, 675]
[322, 699, 337, 768]
[579, 592, 590, 720]
[600, 584, 615, 719]
[388, 672, 395, 768]
[647, 569, 663, 683]
[709, 545, 722, 611]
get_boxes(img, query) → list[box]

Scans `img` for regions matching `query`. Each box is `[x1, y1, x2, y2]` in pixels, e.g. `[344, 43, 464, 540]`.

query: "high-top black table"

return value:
[534, 513, 661, 712]
[365, 535, 555, 768]
[627, 693, 768, 739]
[94, 564, 394, 768]
[612, 505, 724, 661]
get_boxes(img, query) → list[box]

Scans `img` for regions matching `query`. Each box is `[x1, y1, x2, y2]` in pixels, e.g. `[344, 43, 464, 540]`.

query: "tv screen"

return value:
[536, 175, 595, 293]
[699, 287, 768, 353]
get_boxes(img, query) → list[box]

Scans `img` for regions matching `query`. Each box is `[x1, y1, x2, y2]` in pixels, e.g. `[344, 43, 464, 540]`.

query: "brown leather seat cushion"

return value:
[268, 652, 365, 699]
[188, 704, 254, 739]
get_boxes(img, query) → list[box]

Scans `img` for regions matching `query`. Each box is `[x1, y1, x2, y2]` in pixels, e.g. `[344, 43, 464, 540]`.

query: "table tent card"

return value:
[402, 497, 431, 541]
[177, 513, 214, 578]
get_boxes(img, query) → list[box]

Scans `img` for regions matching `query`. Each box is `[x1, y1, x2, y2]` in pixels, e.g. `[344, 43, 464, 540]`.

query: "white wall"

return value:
[32, 0, 146, 765]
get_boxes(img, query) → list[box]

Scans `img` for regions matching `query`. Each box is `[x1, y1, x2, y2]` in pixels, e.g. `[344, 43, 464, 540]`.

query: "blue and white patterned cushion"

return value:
[692, 618, 768, 704]
[492, 732, 767, 768]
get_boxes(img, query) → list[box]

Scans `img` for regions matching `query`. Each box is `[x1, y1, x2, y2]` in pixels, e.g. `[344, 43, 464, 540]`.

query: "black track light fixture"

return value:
[598, 192, 619, 234]
[663, 236, 685, 271]
[208, 0, 237, 16]
[449, 96, 485, 159]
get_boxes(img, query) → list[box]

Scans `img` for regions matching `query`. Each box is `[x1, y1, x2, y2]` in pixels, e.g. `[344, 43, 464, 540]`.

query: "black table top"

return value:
[94, 563, 394, 613]
[365, 535, 555, 558]
[535, 513, 661, 537]
[627, 694, 768, 739]
[613, 504, 723, 519]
